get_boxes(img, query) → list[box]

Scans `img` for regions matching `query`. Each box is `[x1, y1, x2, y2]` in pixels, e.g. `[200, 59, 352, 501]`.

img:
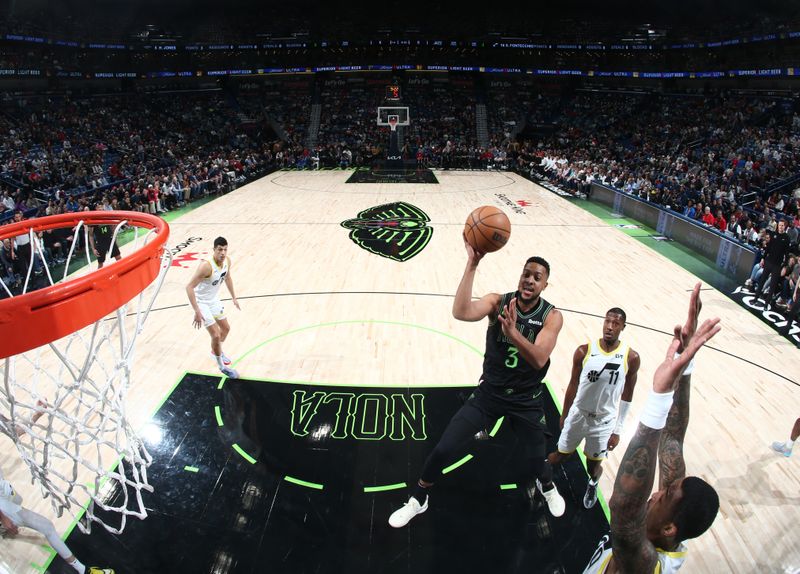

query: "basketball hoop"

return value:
[0, 211, 171, 534]
[388, 115, 399, 132]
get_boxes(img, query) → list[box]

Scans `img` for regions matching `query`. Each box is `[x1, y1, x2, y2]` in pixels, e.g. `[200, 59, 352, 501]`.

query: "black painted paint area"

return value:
[346, 167, 439, 184]
[52, 375, 609, 574]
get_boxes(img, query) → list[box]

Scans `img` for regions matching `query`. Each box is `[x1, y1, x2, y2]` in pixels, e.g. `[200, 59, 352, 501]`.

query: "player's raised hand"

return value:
[677, 282, 703, 353]
[654, 316, 720, 394]
[498, 297, 518, 340]
[463, 233, 485, 266]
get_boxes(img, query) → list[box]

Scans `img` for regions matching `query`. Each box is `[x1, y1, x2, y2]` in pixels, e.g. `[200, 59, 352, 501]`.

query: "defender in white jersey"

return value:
[582, 534, 686, 574]
[547, 308, 640, 509]
[0, 412, 115, 574]
[186, 236, 240, 378]
[583, 285, 720, 574]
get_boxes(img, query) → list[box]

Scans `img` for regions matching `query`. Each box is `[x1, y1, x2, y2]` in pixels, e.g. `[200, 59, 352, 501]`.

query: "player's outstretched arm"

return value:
[609, 286, 720, 573]
[658, 370, 691, 490]
[224, 257, 240, 310]
[608, 350, 640, 451]
[88, 227, 98, 257]
[621, 350, 641, 403]
[656, 283, 704, 490]
[610, 422, 662, 573]
[452, 235, 500, 321]
[560, 344, 587, 428]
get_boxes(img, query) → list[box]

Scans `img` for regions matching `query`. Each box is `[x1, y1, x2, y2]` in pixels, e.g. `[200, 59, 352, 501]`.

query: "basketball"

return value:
[463, 206, 511, 253]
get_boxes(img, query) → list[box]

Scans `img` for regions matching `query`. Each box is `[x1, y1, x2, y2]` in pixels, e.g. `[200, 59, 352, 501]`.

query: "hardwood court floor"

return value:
[2, 170, 798, 574]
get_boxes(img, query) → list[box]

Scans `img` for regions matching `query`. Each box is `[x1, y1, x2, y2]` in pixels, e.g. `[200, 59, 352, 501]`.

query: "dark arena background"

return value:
[0, 0, 799, 573]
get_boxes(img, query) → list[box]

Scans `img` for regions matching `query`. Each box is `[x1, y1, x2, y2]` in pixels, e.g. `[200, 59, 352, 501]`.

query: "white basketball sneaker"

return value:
[388, 496, 428, 528]
[771, 441, 793, 457]
[583, 480, 599, 509]
[212, 353, 233, 367]
[220, 366, 239, 379]
[537, 480, 565, 517]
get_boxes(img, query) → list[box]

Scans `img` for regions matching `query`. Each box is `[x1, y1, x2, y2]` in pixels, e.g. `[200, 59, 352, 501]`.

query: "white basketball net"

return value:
[0, 219, 171, 534]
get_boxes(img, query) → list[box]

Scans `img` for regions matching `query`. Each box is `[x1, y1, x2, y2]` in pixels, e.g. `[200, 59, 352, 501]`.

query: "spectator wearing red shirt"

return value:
[714, 209, 727, 232]
[146, 185, 163, 215]
[701, 206, 716, 227]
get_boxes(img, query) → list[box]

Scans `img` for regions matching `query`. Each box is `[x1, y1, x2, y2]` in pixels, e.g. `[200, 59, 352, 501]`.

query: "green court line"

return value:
[218, 374, 485, 388]
[211, 320, 489, 494]
[363, 482, 407, 493]
[544, 380, 611, 523]
[184, 466, 199, 473]
[284, 476, 325, 490]
[37, 197, 243, 573]
[232, 319, 484, 368]
[41, 454, 127, 572]
[35, 546, 56, 573]
[499, 483, 518, 490]
[232, 443, 257, 464]
[30, 562, 45, 572]
[579, 199, 738, 294]
[442, 454, 474, 474]
[148, 371, 191, 417]
[216, 320, 484, 389]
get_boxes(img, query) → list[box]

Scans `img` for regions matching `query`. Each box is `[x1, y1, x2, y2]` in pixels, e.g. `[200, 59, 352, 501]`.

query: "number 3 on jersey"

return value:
[505, 346, 519, 369]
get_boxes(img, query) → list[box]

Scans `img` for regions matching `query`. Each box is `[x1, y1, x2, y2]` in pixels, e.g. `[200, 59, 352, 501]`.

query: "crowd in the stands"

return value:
[2, 82, 800, 304]
[516, 92, 800, 238]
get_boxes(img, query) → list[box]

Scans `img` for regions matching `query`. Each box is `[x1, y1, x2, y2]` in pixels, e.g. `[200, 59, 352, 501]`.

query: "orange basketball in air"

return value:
[463, 206, 511, 253]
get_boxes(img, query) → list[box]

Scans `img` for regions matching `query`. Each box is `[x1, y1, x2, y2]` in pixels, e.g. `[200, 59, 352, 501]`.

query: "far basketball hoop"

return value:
[377, 106, 410, 129]
[377, 107, 410, 168]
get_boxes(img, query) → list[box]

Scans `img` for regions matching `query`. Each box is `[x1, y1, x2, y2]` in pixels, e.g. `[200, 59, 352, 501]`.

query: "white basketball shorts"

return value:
[557, 406, 615, 461]
[197, 299, 225, 328]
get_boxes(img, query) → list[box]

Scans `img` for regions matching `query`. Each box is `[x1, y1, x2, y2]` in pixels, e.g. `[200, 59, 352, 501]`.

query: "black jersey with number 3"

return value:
[481, 291, 554, 397]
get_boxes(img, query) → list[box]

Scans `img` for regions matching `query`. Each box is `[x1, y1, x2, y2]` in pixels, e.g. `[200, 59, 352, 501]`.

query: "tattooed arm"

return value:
[658, 373, 690, 490]
[609, 423, 662, 573]
[608, 284, 720, 573]
[658, 283, 703, 490]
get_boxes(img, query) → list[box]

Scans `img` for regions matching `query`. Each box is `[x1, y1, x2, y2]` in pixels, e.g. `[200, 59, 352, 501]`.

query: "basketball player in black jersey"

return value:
[389, 238, 565, 528]
[88, 223, 121, 270]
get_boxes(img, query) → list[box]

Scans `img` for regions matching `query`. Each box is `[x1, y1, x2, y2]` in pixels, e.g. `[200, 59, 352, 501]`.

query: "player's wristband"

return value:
[640, 390, 675, 430]
[673, 352, 696, 375]
[614, 400, 631, 434]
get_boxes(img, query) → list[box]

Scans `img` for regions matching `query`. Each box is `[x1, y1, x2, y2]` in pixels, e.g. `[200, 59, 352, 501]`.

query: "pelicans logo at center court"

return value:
[341, 202, 433, 262]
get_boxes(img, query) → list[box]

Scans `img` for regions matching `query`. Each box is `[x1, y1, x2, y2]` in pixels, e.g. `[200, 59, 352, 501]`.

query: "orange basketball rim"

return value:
[0, 211, 169, 359]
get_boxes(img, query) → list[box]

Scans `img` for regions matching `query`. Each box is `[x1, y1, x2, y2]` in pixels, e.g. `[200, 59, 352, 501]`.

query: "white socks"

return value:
[788, 439, 795, 450]
[213, 354, 225, 370]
